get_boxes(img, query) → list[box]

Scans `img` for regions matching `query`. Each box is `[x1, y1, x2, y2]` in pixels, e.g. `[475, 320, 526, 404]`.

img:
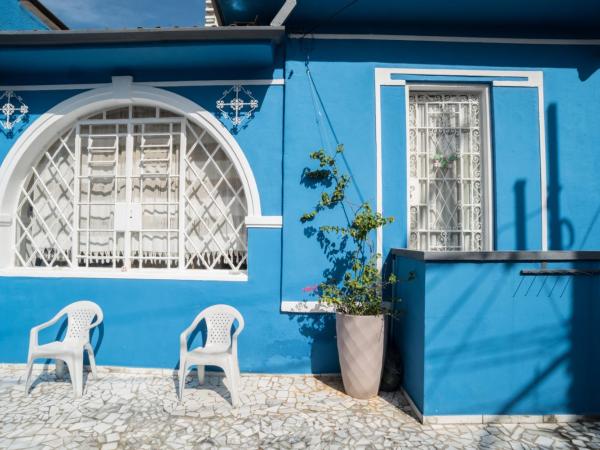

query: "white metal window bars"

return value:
[15, 105, 248, 273]
[408, 90, 484, 251]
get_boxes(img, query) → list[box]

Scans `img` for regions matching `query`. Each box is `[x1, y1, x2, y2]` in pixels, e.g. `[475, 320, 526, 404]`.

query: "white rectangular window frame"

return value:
[405, 84, 494, 251]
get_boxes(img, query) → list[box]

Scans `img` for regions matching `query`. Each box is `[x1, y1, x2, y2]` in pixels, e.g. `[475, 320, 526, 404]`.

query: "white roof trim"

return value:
[270, 0, 297, 26]
[289, 33, 600, 46]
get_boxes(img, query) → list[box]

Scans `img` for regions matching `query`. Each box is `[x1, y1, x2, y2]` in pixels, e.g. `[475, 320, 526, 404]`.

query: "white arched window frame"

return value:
[0, 78, 277, 281]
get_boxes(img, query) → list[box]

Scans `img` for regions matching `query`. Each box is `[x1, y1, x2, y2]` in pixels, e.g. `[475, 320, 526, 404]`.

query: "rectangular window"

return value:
[407, 86, 491, 251]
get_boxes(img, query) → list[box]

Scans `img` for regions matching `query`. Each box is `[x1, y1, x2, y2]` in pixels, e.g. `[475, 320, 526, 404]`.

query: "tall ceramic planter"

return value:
[336, 312, 385, 399]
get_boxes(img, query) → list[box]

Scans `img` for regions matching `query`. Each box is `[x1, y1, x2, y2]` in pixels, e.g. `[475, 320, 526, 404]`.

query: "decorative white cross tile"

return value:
[216, 85, 259, 127]
[1, 91, 29, 132]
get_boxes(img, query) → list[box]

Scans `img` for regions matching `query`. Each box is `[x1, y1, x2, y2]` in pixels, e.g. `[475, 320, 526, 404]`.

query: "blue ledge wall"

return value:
[0, 35, 598, 380]
[394, 257, 600, 416]
[393, 257, 425, 412]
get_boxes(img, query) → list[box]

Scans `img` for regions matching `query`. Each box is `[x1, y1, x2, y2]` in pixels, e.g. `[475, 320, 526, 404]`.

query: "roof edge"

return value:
[0, 26, 285, 46]
[19, 0, 68, 30]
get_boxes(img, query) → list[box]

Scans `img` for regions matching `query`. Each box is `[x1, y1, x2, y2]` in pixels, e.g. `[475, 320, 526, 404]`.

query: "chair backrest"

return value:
[199, 304, 244, 348]
[63, 301, 103, 343]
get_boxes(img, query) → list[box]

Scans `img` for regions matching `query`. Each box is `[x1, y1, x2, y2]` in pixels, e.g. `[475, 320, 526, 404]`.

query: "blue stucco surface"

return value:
[0, 43, 281, 86]
[0, 229, 339, 373]
[393, 256, 425, 413]
[282, 39, 600, 307]
[491, 87, 542, 250]
[394, 256, 600, 416]
[1, 0, 50, 31]
[0, 31, 598, 419]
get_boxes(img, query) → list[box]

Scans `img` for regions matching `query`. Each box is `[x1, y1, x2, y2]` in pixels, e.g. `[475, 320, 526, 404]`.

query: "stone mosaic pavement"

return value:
[1, 366, 599, 449]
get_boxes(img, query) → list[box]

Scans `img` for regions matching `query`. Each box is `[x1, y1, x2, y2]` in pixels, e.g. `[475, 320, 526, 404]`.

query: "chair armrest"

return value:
[29, 311, 65, 349]
[179, 325, 196, 354]
[230, 321, 244, 355]
[232, 319, 244, 341]
[179, 330, 189, 353]
[179, 312, 207, 353]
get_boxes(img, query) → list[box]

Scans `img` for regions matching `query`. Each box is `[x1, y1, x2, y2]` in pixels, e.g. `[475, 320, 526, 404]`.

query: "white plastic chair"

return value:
[179, 305, 244, 406]
[25, 301, 103, 397]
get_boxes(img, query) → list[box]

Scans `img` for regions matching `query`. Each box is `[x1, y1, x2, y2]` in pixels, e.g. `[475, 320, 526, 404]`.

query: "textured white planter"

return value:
[335, 313, 385, 399]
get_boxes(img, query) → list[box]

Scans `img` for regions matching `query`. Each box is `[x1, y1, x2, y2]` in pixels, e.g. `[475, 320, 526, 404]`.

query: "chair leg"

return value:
[232, 357, 241, 388]
[75, 357, 84, 397]
[24, 357, 34, 394]
[65, 357, 83, 398]
[197, 365, 205, 385]
[85, 344, 98, 379]
[55, 360, 67, 379]
[178, 359, 187, 401]
[224, 358, 240, 407]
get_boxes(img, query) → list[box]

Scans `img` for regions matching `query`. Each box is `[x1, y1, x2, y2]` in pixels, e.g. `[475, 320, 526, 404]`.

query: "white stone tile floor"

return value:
[0, 366, 599, 449]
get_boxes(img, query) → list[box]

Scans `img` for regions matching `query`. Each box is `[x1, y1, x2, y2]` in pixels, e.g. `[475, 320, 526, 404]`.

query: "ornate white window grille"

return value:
[15, 105, 248, 272]
[408, 90, 488, 251]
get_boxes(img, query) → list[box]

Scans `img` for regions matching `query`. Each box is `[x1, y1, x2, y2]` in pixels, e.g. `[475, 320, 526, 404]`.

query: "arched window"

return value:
[14, 105, 248, 273]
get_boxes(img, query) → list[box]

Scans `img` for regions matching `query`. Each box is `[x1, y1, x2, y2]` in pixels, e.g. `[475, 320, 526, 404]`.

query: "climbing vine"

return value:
[301, 144, 397, 315]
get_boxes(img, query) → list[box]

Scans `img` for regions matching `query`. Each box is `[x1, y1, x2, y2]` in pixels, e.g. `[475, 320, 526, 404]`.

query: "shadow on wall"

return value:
[396, 101, 600, 416]
[288, 313, 339, 374]
[495, 103, 599, 414]
[547, 103, 575, 250]
[497, 270, 600, 415]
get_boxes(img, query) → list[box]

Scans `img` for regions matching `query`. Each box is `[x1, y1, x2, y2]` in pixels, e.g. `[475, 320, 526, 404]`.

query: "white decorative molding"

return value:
[400, 387, 596, 424]
[0, 79, 285, 92]
[280, 301, 335, 313]
[280, 300, 393, 313]
[289, 33, 600, 47]
[111, 75, 133, 100]
[0, 214, 11, 226]
[245, 215, 283, 228]
[374, 68, 548, 256]
[0, 267, 248, 282]
[148, 79, 285, 87]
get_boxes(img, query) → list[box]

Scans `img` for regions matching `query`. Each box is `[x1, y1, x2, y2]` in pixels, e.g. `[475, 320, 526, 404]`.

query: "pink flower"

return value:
[302, 284, 318, 293]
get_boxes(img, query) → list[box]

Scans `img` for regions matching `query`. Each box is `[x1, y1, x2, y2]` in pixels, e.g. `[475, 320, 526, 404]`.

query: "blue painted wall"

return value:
[1, 0, 51, 30]
[394, 256, 600, 415]
[393, 256, 425, 412]
[492, 87, 542, 250]
[0, 228, 338, 373]
[0, 72, 339, 374]
[0, 34, 598, 396]
[282, 38, 600, 306]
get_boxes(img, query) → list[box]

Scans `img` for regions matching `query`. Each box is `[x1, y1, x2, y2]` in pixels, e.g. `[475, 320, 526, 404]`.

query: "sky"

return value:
[43, 0, 206, 29]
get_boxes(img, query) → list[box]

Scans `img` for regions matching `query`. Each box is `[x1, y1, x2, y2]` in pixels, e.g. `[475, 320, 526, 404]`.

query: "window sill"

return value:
[0, 268, 248, 282]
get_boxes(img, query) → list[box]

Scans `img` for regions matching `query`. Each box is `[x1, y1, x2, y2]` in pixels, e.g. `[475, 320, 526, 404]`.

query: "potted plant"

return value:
[300, 145, 396, 399]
